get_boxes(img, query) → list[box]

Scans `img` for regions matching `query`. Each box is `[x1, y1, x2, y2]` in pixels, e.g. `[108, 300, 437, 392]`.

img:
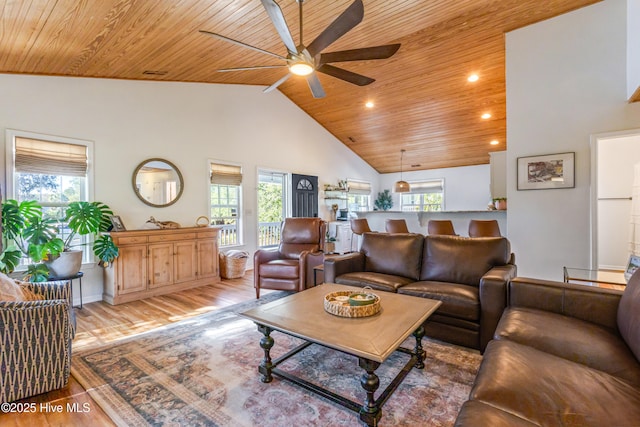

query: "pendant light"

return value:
[394, 149, 410, 193]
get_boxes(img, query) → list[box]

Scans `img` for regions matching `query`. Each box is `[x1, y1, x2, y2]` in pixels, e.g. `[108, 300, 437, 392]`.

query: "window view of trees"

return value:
[257, 173, 285, 247]
[210, 184, 240, 246]
[401, 193, 443, 211]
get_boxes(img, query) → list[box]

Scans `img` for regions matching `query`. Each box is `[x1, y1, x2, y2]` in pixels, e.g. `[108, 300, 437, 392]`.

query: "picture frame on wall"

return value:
[517, 152, 575, 190]
[624, 254, 640, 281]
[110, 215, 126, 232]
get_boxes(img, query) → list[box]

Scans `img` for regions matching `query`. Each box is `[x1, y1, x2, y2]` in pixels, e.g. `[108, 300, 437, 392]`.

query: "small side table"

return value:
[313, 265, 324, 286]
[50, 271, 84, 309]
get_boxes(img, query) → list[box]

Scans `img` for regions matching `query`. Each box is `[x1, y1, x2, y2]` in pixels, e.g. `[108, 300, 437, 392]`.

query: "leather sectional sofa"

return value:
[455, 275, 640, 426]
[324, 232, 516, 352]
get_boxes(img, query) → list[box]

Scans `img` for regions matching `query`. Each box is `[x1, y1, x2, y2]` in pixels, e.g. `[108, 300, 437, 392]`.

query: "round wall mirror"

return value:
[132, 158, 184, 207]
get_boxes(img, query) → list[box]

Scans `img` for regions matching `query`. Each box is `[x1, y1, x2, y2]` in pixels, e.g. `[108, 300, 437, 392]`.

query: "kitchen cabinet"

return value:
[103, 226, 220, 305]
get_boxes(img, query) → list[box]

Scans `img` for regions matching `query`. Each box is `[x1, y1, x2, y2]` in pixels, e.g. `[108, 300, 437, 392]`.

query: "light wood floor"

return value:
[0, 271, 267, 427]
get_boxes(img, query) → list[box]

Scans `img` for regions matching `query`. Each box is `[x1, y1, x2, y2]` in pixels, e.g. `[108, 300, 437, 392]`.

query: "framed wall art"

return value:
[110, 215, 126, 232]
[517, 152, 575, 190]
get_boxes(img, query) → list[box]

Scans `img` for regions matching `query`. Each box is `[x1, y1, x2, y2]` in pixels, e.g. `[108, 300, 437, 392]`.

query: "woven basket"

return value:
[219, 252, 248, 279]
[324, 290, 381, 318]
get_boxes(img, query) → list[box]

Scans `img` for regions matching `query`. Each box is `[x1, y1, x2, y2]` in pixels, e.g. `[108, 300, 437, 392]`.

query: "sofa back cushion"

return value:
[421, 236, 511, 286]
[360, 232, 424, 280]
[278, 218, 324, 259]
[618, 269, 640, 361]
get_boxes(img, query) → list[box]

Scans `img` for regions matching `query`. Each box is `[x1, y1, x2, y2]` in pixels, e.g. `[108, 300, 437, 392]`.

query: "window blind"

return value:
[15, 137, 88, 177]
[347, 180, 371, 195]
[210, 163, 242, 185]
[408, 180, 444, 194]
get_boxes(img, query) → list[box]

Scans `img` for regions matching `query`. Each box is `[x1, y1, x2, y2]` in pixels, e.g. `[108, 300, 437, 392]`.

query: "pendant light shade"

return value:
[394, 149, 410, 193]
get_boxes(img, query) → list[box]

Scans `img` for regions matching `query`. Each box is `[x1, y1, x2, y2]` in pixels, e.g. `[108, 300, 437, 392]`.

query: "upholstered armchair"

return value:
[254, 217, 326, 298]
[1, 280, 75, 403]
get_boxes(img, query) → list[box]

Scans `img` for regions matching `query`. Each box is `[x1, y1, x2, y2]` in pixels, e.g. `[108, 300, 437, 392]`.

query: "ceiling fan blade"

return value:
[306, 73, 326, 99]
[200, 30, 285, 60]
[317, 64, 374, 86]
[320, 44, 401, 64]
[306, 0, 364, 57]
[217, 65, 286, 72]
[260, 0, 297, 54]
[263, 73, 292, 93]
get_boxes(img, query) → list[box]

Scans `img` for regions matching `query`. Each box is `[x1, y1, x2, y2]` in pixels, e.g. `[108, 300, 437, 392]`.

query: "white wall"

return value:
[0, 74, 378, 304]
[506, 0, 640, 279]
[628, 0, 640, 98]
[378, 164, 491, 211]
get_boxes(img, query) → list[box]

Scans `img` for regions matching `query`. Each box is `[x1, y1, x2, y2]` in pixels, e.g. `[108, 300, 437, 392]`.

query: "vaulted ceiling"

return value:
[0, 0, 600, 173]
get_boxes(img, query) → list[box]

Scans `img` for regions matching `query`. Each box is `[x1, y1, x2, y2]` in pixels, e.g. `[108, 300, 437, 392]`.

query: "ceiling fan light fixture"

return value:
[394, 149, 411, 193]
[289, 61, 314, 76]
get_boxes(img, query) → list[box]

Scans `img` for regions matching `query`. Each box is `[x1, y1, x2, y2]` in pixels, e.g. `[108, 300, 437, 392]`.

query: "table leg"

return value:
[413, 324, 426, 369]
[257, 324, 274, 383]
[78, 275, 83, 309]
[358, 357, 382, 426]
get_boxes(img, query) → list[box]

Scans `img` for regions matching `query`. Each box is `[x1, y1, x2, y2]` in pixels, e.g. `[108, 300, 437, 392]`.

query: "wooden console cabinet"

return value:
[103, 226, 221, 305]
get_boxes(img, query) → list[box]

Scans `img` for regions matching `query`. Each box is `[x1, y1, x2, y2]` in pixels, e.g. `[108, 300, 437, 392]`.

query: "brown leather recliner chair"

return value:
[254, 217, 326, 298]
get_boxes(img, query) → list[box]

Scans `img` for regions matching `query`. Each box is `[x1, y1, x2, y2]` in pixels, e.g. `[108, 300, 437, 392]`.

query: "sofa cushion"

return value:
[258, 259, 299, 279]
[618, 269, 640, 362]
[360, 232, 424, 280]
[335, 272, 414, 293]
[398, 280, 479, 321]
[455, 401, 537, 427]
[470, 340, 640, 426]
[420, 236, 510, 286]
[495, 307, 640, 387]
[0, 273, 45, 302]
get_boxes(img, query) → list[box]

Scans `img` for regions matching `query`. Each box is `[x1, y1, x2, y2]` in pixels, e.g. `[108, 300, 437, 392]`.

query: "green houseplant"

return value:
[0, 199, 64, 281]
[45, 201, 119, 277]
[0, 199, 119, 281]
[374, 190, 393, 211]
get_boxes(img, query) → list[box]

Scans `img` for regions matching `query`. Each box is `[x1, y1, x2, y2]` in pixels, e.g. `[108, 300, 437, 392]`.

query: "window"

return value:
[6, 130, 93, 263]
[210, 162, 242, 247]
[346, 179, 371, 212]
[400, 179, 444, 211]
[257, 170, 287, 248]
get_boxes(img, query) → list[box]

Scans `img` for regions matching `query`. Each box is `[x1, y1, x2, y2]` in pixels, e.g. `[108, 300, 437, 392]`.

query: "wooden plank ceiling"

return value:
[0, 0, 600, 173]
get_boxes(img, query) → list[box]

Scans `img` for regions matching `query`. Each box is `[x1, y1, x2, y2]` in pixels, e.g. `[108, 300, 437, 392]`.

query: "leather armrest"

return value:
[324, 253, 365, 283]
[479, 264, 517, 352]
[300, 250, 325, 290]
[509, 277, 623, 330]
[253, 248, 281, 288]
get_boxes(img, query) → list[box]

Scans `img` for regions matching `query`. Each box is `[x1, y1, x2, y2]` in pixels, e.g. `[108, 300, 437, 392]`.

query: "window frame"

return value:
[5, 129, 95, 264]
[400, 178, 445, 212]
[209, 160, 243, 248]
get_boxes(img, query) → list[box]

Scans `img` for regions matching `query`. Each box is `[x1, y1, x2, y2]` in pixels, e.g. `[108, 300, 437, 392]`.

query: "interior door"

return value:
[292, 174, 318, 217]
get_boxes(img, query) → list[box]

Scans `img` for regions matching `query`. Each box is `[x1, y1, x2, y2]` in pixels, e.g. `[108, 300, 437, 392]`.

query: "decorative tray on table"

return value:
[324, 290, 381, 318]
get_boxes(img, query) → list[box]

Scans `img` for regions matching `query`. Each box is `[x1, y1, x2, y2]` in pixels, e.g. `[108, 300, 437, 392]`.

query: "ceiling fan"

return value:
[200, 0, 400, 98]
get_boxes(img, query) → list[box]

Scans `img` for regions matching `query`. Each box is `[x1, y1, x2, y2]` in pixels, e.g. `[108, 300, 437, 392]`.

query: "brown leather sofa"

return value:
[323, 233, 516, 352]
[455, 274, 640, 426]
[254, 217, 326, 298]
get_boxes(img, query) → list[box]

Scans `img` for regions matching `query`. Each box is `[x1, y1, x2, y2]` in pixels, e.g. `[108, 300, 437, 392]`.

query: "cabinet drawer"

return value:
[197, 231, 217, 239]
[148, 232, 196, 243]
[117, 236, 148, 245]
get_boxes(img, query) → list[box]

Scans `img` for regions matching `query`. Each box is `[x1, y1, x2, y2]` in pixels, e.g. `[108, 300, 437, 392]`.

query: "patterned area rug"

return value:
[72, 292, 481, 426]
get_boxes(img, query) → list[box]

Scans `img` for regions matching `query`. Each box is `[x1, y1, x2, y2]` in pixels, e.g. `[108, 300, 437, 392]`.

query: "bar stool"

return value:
[385, 218, 409, 233]
[468, 219, 501, 237]
[427, 220, 456, 236]
[350, 218, 372, 251]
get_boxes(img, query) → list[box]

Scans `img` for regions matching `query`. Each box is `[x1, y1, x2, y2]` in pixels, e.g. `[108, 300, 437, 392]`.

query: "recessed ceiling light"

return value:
[468, 74, 479, 82]
[490, 140, 499, 145]
[481, 113, 491, 119]
[365, 101, 374, 108]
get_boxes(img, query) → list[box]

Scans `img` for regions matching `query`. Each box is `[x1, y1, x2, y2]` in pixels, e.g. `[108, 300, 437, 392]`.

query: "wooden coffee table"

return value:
[240, 283, 441, 426]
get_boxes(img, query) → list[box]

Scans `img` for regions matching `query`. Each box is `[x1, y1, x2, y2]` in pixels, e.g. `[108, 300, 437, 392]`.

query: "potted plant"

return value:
[493, 197, 507, 210]
[0, 199, 119, 281]
[45, 201, 119, 278]
[374, 190, 394, 211]
[0, 199, 64, 281]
